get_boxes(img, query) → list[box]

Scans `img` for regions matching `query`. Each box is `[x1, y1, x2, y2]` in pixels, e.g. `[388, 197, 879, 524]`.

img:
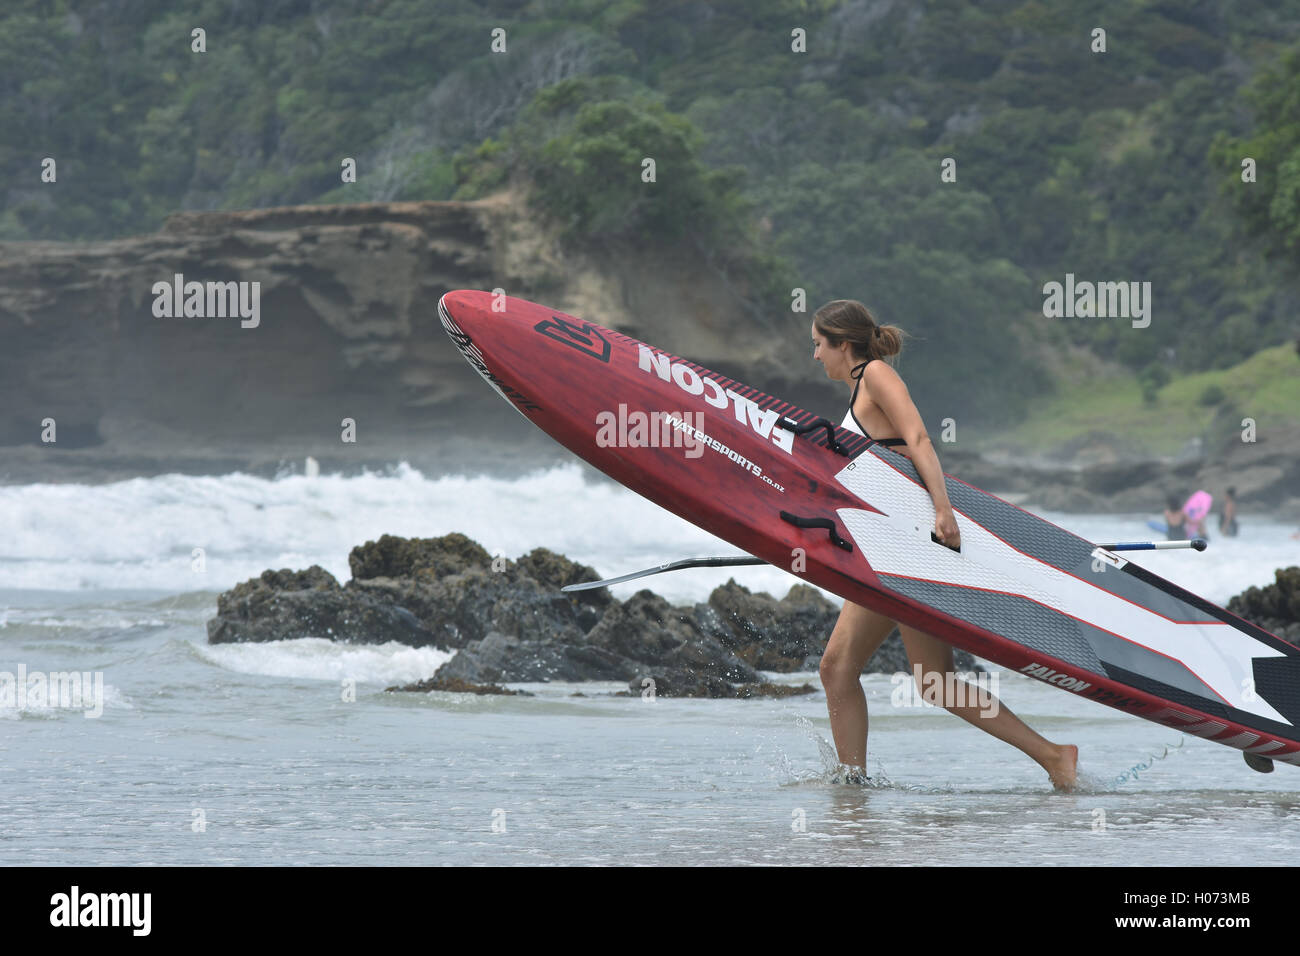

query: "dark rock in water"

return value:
[739, 681, 818, 698]
[206, 565, 439, 646]
[514, 547, 613, 596]
[386, 675, 531, 696]
[1228, 566, 1300, 643]
[349, 532, 492, 581]
[432, 630, 636, 683]
[353, 563, 599, 650]
[429, 587, 763, 685]
[585, 589, 760, 682]
[696, 581, 833, 671]
[623, 670, 818, 699]
[330, 537, 610, 650]
[206, 533, 981, 693]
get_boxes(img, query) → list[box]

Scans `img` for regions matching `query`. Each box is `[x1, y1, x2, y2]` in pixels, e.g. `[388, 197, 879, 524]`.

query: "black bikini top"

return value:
[846, 361, 906, 447]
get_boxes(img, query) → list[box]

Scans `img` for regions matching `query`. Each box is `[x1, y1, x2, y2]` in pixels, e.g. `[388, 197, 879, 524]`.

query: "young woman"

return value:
[810, 299, 1079, 790]
[1163, 495, 1187, 541]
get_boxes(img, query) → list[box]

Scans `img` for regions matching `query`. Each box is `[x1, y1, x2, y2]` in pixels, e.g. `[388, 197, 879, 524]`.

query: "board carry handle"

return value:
[779, 416, 850, 457]
[779, 510, 854, 552]
[930, 531, 961, 553]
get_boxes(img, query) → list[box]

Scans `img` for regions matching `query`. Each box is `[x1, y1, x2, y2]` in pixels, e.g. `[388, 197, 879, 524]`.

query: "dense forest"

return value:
[3, 0, 1299, 428]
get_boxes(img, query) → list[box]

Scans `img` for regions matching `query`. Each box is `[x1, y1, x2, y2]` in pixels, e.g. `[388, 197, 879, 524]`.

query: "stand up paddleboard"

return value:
[440, 290, 1300, 772]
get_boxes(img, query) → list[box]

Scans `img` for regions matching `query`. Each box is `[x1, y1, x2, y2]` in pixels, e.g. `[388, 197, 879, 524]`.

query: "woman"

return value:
[1163, 494, 1186, 541]
[810, 299, 1078, 790]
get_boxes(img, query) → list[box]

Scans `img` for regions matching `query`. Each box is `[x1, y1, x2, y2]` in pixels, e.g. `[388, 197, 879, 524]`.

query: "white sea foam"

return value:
[193, 637, 453, 685]
[0, 463, 1292, 605]
[0, 463, 792, 602]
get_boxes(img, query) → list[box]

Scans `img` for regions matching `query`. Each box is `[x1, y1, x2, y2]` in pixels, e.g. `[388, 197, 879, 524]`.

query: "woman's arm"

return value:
[861, 362, 955, 517]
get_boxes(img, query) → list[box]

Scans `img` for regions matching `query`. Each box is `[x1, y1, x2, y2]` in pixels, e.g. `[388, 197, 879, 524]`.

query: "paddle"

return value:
[562, 538, 1209, 592]
[561, 556, 766, 592]
[1096, 539, 1208, 552]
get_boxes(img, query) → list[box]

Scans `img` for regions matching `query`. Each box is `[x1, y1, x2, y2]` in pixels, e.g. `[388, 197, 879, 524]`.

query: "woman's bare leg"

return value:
[819, 600, 896, 769]
[898, 624, 1079, 790]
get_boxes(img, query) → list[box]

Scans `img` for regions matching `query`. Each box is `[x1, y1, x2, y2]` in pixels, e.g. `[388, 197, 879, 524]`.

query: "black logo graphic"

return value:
[534, 315, 611, 363]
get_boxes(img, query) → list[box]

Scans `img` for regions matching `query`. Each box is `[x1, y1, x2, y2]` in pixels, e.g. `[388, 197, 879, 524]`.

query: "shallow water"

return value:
[0, 466, 1296, 865]
[2, 590, 1297, 866]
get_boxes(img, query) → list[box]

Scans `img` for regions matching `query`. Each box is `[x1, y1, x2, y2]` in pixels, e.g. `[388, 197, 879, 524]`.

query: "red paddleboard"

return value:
[440, 290, 1300, 771]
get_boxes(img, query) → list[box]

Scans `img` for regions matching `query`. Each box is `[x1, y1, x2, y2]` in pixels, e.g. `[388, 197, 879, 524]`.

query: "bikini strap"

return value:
[847, 360, 904, 448]
[849, 361, 868, 405]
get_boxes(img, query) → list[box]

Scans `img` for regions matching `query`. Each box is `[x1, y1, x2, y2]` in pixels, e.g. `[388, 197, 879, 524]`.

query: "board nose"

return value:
[438, 289, 492, 330]
[439, 289, 545, 345]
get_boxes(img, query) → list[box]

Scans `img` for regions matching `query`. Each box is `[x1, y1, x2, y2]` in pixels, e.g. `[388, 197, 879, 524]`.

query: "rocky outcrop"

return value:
[208, 532, 613, 650]
[1228, 566, 1300, 643]
[206, 531, 984, 696]
[206, 565, 439, 646]
[386, 676, 531, 696]
[622, 672, 818, 699]
[206, 533, 1300, 705]
[695, 580, 848, 671]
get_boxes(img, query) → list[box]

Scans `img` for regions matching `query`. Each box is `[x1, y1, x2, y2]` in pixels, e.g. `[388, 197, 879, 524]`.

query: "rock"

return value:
[205, 565, 438, 645]
[348, 532, 492, 581]
[624, 670, 818, 699]
[697, 580, 837, 671]
[340, 535, 609, 648]
[585, 589, 759, 682]
[386, 675, 530, 696]
[1228, 566, 1300, 643]
[432, 630, 635, 683]
[513, 547, 611, 601]
[431, 587, 765, 684]
[206, 533, 983, 690]
[739, 682, 819, 698]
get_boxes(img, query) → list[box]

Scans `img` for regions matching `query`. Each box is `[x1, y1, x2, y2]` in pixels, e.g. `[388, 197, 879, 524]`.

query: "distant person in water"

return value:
[810, 299, 1078, 791]
[1163, 494, 1186, 541]
[1218, 487, 1239, 537]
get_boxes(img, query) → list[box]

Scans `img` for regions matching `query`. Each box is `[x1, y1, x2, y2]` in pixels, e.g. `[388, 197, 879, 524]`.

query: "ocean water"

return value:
[1, 463, 1298, 866]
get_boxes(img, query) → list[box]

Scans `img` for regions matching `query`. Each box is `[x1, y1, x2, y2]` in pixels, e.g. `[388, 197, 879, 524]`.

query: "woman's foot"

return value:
[1044, 744, 1079, 791]
[830, 763, 872, 786]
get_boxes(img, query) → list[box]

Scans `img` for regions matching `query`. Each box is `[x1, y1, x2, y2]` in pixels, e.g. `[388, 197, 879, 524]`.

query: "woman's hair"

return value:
[813, 299, 905, 364]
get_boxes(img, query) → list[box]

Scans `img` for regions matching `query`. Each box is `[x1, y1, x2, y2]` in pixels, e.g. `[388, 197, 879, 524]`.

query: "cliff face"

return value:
[3, 197, 1294, 517]
[0, 194, 820, 480]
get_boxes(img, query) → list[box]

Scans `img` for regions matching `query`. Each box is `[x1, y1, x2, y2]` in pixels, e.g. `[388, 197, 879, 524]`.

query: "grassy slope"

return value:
[975, 344, 1300, 457]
